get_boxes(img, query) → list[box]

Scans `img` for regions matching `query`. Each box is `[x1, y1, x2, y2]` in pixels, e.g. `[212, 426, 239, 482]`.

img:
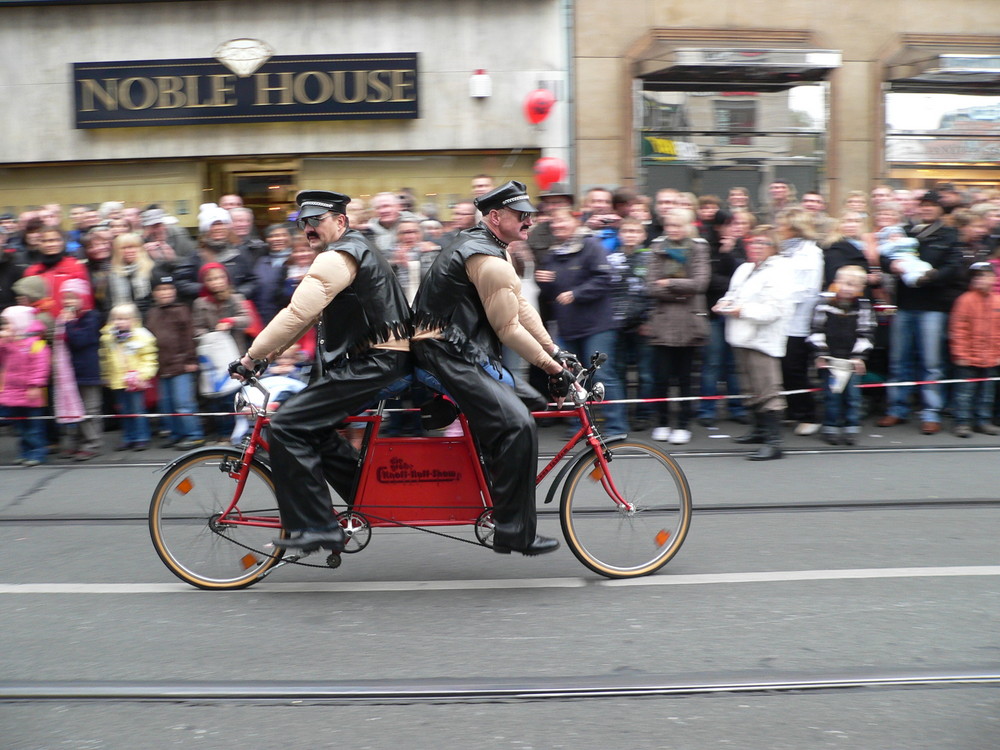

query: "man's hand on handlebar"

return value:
[228, 355, 268, 383]
[547, 368, 576, 406]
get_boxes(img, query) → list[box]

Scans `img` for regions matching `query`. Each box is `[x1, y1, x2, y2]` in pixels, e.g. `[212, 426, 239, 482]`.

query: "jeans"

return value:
[2, 406, 47, 462]
[822, 370, 861, 432]
[886, 309, 947, 423]
[158, 373, 204, 441]
[115, 389, 151, 445]
[616, 329, 655, 423]
[562, 329, 629, 434]
[652, 345, 697, 429]
[952, 365, 997, 425]
[698, 315, 746, 420]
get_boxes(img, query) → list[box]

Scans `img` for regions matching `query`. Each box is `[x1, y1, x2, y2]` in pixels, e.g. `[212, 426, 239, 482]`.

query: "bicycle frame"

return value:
[202, 381, 630, 535]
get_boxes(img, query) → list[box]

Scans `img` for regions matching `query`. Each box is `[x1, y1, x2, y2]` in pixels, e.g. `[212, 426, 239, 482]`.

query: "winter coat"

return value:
[890, 221, 962, 312]
[823, 239, 868, 288]
[0, 334, 50, 407]
[536, 232, 616, 340]
[949, 289, 1000, 369]
[806, 295, 876, 360]
[644, 237, 710, 347]
[779, 237, 824, 338]
[174, 246, 257, 302]
[1, 249, 26, 311]
[252, 252, 291, 325]
[720, 256, 794, 358]
[23, 254, 91, 317]
[146, 301, 198, 378]
[99, 325, 158, 391]
[63, 309, 103, 385]
[192, 292, 251, 355]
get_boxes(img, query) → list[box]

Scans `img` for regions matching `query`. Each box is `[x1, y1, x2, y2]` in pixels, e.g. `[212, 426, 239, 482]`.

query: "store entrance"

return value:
[205, 158, 301, 234]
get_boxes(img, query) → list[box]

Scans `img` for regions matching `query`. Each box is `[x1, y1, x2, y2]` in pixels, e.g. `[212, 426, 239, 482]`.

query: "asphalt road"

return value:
[1, 429, 998, 749]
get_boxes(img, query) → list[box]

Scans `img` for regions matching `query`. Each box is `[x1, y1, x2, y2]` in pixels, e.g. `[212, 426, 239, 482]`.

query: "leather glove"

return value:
[547, 368, 576, 400]
[228, 357, 267, 381]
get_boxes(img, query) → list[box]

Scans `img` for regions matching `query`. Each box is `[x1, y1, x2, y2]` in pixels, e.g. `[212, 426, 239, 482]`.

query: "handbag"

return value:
[196, 330, 242, 398]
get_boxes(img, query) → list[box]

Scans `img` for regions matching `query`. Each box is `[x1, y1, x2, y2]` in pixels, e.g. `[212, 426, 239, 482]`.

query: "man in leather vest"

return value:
[233, 190, 412, 553]
[412, 180, 575, 556]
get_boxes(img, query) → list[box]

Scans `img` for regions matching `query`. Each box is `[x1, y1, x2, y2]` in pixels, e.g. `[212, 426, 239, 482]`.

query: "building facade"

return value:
[574, 0, 1000, 208]
[0, 0, 570, 227]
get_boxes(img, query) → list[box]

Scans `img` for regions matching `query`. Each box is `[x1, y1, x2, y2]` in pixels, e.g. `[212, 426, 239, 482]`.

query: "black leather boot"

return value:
[747, 411, 783, 461]
[733, 409, 766, 444]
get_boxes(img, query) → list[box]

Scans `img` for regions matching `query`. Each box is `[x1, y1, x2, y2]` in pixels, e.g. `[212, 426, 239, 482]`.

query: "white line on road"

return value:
[1, 566, 998, 594]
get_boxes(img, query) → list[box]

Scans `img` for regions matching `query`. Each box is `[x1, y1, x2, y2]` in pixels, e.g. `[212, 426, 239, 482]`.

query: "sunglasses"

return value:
[296, 211, 331, 230]
[504, 208, 532, 222]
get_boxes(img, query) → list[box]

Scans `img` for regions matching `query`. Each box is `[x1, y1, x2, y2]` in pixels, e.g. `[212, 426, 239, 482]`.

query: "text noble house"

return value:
[74, 53, 419, 128]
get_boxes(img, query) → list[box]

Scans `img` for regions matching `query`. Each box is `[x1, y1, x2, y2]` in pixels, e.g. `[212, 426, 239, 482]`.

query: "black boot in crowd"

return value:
[747, 410, 783, 461]
[733, 409, 766, 444]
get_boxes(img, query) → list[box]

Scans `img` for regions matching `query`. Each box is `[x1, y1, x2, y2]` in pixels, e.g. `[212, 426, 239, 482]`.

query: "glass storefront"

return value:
[885, 91, 1000, 192]
[637, 84, 829, 203]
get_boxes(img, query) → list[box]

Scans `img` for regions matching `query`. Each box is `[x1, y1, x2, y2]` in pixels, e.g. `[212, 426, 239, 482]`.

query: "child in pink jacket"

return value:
[0, 305, 52, 465]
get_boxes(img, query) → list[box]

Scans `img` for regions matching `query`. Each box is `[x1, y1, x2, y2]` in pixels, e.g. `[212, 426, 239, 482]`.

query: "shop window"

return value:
[713, 99, 756, 145]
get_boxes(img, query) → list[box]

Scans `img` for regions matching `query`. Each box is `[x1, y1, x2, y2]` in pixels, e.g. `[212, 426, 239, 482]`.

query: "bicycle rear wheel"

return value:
[560, 440, 691, 578]
[149, 449, 284, 590]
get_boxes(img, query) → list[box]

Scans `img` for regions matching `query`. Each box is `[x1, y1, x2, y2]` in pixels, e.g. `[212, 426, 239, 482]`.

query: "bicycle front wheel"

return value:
[560, 440, 691, 578]
[149, 449, 284, 590]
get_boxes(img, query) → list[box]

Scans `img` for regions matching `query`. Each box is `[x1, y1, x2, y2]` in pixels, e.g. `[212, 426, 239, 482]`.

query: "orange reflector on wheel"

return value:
[240, 554, 259, 570]
[655, 529, 670, 547]
[589, 466, 604, 481]
[176, 477, 194, 495]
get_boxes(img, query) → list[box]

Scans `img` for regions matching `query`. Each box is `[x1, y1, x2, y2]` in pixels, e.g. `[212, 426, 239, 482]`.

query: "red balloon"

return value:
[533, 156, 567, 191]
[524, 88, 556, 125]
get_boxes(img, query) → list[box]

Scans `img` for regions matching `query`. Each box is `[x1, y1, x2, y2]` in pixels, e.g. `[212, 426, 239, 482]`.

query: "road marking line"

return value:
[0, 566, 998, 594]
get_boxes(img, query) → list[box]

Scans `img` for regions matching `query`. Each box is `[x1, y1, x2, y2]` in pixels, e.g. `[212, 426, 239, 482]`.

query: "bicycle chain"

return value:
[209, 509, 488, 570]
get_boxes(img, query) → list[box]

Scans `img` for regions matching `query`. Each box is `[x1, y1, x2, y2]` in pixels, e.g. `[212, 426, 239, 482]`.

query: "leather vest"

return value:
[412, 225, 507, 366]
[317, 229, 412, 366]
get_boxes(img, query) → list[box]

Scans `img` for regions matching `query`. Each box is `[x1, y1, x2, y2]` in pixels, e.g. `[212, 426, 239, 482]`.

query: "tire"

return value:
[148, 449, 284, 590]
[560, 440, 691, 578]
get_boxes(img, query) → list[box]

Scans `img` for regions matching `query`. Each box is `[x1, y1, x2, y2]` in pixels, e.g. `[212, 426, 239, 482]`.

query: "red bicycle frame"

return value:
[212, 397, 630, 533]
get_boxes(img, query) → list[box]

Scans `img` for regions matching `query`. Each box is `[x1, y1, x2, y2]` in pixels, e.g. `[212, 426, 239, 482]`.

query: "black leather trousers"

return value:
[412, 338, 538, 549]
[268, 348, 410, 532]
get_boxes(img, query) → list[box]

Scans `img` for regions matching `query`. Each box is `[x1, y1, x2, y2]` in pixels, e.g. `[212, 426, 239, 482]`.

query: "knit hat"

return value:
[1, 305, 37, 337]
[198, 261, 230, 284]
[60, 278, 91, 298]
[198, 203, 233, 235]
[12, 274, 47, 303]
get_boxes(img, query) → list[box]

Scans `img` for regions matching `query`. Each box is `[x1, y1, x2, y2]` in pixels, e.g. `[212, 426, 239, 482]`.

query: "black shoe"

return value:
[274, 526, 346, 553]
[747, 444, 782, 461]
[493, 535, 561, 556]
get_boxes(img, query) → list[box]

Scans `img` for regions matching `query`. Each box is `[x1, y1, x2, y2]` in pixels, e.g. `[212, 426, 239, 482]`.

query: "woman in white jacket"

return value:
[714, 227, 794, 460]
[775, 207, 824, 436]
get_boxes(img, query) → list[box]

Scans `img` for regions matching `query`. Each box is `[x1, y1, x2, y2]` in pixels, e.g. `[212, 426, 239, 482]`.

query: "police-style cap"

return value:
[295, 190, 351, 220]
[474, 180, 538, 215]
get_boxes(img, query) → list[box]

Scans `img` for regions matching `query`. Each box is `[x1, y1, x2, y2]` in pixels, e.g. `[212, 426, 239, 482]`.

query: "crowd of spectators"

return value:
[2, 177, 1000, 465]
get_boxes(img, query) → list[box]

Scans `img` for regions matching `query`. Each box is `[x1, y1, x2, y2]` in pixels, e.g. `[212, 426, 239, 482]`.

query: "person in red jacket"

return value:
[22, 228, 91, 317]
[949, 261, 1000, 437]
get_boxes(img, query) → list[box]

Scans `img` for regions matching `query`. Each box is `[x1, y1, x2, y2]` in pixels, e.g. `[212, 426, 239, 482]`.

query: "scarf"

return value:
[53, 318, 85, 424]
[658, 239, 690, 265]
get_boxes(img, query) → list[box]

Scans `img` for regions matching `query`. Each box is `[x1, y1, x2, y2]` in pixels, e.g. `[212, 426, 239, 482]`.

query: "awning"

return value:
[886, 51, 1000, 94]
[638, 48, 841, 91]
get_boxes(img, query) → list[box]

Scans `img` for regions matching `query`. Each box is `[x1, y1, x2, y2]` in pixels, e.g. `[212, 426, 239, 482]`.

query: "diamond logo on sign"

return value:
[214, 38, 274, 78]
